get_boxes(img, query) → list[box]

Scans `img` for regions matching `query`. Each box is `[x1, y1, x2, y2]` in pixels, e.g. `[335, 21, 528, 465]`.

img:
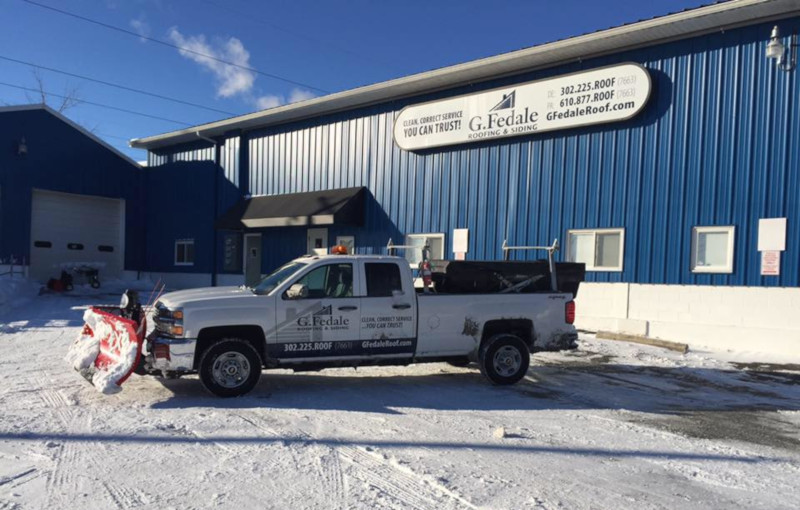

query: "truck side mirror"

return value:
[286, 283, 308, 300]
[391, 289, 405, 298]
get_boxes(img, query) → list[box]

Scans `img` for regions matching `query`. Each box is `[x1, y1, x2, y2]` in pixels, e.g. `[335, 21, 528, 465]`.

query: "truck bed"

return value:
[415, 291, 577, 356]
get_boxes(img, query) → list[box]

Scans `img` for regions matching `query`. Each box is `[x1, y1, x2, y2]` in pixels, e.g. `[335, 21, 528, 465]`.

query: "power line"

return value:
[198, 0, 393, 72]
[95, 131, 137, 142]
[0, 54, 238, 116]
[0, 81, 193, 126]
[21, 0, 330, 94]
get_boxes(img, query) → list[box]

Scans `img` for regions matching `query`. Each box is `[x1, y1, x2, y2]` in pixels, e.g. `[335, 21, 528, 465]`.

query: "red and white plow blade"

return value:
[65, 307, 143, 394]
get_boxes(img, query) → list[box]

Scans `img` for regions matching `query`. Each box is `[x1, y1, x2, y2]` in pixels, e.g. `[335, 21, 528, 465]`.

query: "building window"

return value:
[335, 236, 355, 254]
[566, 228, 624, 271]
[175, 239, 195, 266]
[405, 233, 444, 267]
[691, 226, 734, 273]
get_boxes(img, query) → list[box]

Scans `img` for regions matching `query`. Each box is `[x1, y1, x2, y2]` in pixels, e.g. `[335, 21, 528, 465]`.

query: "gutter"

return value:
[195, 131, 217, 145]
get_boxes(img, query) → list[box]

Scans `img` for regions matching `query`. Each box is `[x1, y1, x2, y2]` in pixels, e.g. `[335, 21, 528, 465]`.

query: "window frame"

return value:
[364, 262, 404, 298]
[566, 228, 625, 272]
[283, 262, 355, 300]
[691, 225, 735, 274]
[174, 239, 195, 267]
[404, 233, 445, 268]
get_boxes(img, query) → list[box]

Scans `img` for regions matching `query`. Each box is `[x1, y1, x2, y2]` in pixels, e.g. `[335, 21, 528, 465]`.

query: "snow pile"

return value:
[0, 276, 39, 315]
[65, 308, 140, 395]
[91, 339, 138, 396]
[65, 309, 102, 372]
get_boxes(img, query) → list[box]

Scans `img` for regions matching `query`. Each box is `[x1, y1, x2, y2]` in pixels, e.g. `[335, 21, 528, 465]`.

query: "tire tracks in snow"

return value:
[339, 446, 478, 510]
[231, 411, 351, 507]
[30, 375, 83, 510]
[316, 449, 347, 509]
[234, 411, 475, 510]
[100, 479, 149, 509]
[79, 435, 151, 508]
[34, 372, 151, 509]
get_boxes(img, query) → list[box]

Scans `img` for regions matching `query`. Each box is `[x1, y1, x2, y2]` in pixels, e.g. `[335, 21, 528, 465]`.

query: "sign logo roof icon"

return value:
[490, 90, 516, 111]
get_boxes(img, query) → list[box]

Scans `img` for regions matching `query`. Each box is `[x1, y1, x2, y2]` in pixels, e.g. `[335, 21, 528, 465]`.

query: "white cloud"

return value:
[289, 89, 316, 103]
[255, 95, 282, 110]
[130, 17, 150, 42]
[254, 88, 316, 110]
[168, 27, 255, 98]
[167, 28, 318, 109]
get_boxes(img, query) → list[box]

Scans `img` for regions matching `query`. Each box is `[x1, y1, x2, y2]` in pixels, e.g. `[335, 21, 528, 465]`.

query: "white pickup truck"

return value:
[146, 253, 581, 397]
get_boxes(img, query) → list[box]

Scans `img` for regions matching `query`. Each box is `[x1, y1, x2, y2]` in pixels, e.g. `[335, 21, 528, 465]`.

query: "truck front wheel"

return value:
[479, 334, 530, 385]
[199, 339, 262, 397]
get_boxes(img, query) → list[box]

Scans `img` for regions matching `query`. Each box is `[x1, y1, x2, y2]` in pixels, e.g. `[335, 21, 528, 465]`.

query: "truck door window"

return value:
[296, 263, 353, 298]
[365, 263, 403, 297]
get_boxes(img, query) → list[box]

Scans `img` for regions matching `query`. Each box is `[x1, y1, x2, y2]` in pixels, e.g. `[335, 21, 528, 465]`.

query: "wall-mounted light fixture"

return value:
[766, 26, 797, 71]
[17, 137, 27, 156]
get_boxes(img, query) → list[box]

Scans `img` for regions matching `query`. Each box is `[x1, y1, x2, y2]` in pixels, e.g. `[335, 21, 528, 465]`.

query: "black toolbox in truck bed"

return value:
[429, 260, 585, 297]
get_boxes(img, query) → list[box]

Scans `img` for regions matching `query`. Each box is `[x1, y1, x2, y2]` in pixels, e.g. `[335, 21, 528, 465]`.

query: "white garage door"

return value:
[30, 189, 125, 281]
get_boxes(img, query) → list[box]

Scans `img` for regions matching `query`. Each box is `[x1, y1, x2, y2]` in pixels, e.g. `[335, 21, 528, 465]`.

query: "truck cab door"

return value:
[272, 262, 361, 360]
[358, 261, 417, 358]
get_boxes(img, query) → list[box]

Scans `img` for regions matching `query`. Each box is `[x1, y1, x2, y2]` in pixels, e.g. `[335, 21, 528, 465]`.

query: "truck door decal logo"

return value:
[313, 305, 332, 316]
[296, 305, 349, 329]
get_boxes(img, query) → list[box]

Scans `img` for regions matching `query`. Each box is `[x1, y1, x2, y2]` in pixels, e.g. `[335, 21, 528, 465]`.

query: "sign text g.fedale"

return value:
[393, 63, 651, 151]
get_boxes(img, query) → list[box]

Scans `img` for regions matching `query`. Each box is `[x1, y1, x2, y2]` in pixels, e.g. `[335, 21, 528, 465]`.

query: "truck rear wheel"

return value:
[199, 339, 262, 397]
[479, 334, 530, 385]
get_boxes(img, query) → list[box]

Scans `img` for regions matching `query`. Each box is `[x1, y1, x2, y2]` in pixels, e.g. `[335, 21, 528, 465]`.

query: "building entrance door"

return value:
[307, 228, 328, 256]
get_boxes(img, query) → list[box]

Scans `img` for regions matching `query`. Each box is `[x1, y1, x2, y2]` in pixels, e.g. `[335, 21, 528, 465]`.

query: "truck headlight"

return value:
[158, 307, 184, 337]
[169, 308, 184, 336]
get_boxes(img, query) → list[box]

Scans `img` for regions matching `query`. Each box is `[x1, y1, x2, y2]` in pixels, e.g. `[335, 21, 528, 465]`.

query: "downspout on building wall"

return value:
[196, 131, 220, 287]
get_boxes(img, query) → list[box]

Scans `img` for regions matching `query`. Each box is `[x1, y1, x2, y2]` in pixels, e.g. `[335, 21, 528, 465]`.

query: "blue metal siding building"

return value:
[0, 105, 143, 275]
[138, 11, 799, 289]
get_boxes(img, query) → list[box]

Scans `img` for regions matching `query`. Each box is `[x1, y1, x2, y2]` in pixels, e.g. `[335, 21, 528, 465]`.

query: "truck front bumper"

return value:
[145, 333, 196, 373]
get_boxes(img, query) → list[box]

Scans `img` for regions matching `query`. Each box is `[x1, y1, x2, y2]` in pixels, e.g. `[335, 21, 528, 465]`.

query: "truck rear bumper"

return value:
[145, 334, 196, 373]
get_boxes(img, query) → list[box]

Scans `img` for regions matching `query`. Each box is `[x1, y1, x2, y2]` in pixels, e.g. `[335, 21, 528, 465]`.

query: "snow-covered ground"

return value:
[0, 276, 39, 316]
[0, 290, 798, 509]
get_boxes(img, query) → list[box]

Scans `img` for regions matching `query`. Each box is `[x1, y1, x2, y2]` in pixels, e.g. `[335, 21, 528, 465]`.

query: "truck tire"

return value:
[478, 334, 530, 385]
[199, 339, 262, 397]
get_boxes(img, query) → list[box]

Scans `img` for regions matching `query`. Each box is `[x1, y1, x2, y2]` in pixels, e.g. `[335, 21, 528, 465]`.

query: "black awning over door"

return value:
[215, 186, 365, 230]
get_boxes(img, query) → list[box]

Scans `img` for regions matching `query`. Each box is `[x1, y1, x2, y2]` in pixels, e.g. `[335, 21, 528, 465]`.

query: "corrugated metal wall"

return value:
[241, 18, 799, 287]
[0, 108, 143, 271]
[150, 17, 799, 287]
[146, 136, 243, 275]
[148, 136, 240, 188]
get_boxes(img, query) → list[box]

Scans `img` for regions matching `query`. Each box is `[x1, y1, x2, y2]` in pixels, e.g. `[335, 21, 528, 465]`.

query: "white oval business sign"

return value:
[393, 63, 651, 151]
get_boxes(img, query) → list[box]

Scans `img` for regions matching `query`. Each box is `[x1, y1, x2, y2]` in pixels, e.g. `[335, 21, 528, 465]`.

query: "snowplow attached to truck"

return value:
[69, 241, 584, 397]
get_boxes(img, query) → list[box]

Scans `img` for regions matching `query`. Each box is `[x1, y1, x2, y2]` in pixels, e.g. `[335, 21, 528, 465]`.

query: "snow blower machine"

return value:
[65, 289, 148, 394]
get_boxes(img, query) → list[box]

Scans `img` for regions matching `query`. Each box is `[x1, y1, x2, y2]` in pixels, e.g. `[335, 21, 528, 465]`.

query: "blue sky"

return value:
[1, 0, 712, 161]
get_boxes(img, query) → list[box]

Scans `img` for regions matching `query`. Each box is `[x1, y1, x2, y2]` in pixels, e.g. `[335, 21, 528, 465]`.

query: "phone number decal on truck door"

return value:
[267, 338, 417, 359]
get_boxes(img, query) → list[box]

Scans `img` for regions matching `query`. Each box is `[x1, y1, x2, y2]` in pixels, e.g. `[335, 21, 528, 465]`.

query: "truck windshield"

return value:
[252, 260, 307, 295]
